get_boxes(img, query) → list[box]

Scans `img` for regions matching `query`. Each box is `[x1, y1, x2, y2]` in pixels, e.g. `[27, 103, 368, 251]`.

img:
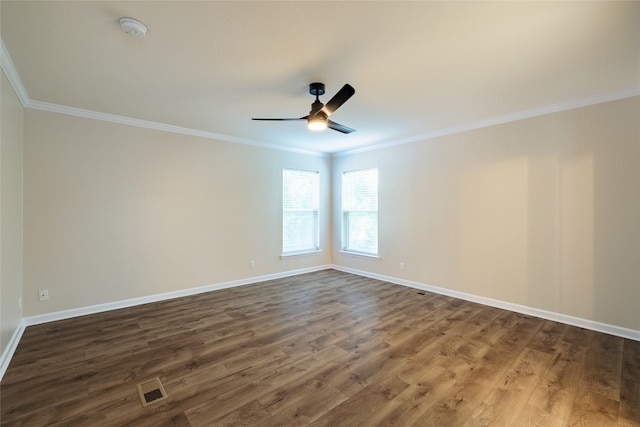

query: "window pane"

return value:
[283, 170, 318, 210]
[342, 169, 378, 210]
[283, 211, 318, 252]
[343, 211, 378, 254]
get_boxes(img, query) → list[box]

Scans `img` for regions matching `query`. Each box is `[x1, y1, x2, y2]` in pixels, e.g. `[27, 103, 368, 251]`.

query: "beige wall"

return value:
[333, 97, 640, 331]
[23, 110, 331, 316]
[1, 70, 24, 355]
[18, 95, 640, 333]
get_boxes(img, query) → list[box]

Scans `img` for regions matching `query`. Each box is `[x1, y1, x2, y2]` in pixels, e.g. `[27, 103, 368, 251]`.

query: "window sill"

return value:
[280, 249, 322, 259]
[338, 250, 381, 260]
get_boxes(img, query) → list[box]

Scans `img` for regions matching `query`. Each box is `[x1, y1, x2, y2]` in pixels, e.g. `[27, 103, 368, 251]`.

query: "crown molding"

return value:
[0, 38, 30, 106]
[25, 99, 327, 157]
[0, 37, 326, 157]
[3, 35, 637, 159]
[333, 88, 640, 157]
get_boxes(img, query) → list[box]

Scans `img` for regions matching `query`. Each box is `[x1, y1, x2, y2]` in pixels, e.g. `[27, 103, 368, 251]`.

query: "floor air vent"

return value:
[136, 377, 168, 407]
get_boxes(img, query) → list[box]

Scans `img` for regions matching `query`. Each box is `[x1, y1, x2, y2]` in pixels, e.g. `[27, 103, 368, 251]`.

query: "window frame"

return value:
[281, 168, 321, 257]
[341, 167, 379, 257]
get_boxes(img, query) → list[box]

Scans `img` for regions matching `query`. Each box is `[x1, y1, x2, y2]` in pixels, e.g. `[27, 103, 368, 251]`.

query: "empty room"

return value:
[1, 1, 638, 426]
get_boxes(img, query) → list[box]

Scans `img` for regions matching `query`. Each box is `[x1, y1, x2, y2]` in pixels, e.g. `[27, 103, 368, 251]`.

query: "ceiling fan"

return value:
[252, 83, 356, 133]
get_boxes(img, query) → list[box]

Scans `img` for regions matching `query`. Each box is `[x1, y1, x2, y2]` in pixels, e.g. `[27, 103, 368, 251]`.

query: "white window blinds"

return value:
[342, 168, 378, 255]
[282, 169, 320, 254]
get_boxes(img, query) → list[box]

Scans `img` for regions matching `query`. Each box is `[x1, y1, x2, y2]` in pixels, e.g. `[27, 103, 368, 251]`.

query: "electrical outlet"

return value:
[400, 262, 405, 271]
[38, 289, 49, 301]
[250, 260, 255, 269]
[18, 296, 22, 309]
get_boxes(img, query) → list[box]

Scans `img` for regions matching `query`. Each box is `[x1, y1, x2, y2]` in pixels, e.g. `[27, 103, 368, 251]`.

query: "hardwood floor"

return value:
[1, 270, 638, 426]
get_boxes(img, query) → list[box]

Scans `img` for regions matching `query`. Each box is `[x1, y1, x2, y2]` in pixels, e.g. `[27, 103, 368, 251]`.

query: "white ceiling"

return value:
[2, 1, 639, 155]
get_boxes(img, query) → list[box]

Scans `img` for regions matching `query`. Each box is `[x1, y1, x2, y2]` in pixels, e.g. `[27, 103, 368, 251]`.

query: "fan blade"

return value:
[322, 84, 355, 116]
[327, 120, 356, 134]
[252, 117, 307, 121]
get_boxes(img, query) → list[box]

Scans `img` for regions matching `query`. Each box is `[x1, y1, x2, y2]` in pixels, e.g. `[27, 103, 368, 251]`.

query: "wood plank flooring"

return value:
[1, 270, 638, 426]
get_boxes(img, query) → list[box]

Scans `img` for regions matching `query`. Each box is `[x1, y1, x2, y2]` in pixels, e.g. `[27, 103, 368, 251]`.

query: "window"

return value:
[342, 168, 378, 256]
[282, 169, 320, 255]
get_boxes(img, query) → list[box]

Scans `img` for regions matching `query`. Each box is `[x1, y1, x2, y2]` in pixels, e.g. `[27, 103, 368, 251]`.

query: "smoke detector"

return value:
[119, 17, 147, 38]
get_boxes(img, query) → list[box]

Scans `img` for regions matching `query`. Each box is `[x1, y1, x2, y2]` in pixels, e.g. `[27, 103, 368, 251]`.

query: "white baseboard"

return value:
[3, 264, 638, 383]
[23, 265, 332, 327]
[331, 265, 640, 341]
[0, 265, 331, 382]
[0, 318, 27, 381]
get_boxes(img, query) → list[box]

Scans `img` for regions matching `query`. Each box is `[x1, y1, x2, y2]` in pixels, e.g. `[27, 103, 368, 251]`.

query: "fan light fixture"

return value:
[252, 83, 356, 134]
[308, 113, 328, 131]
